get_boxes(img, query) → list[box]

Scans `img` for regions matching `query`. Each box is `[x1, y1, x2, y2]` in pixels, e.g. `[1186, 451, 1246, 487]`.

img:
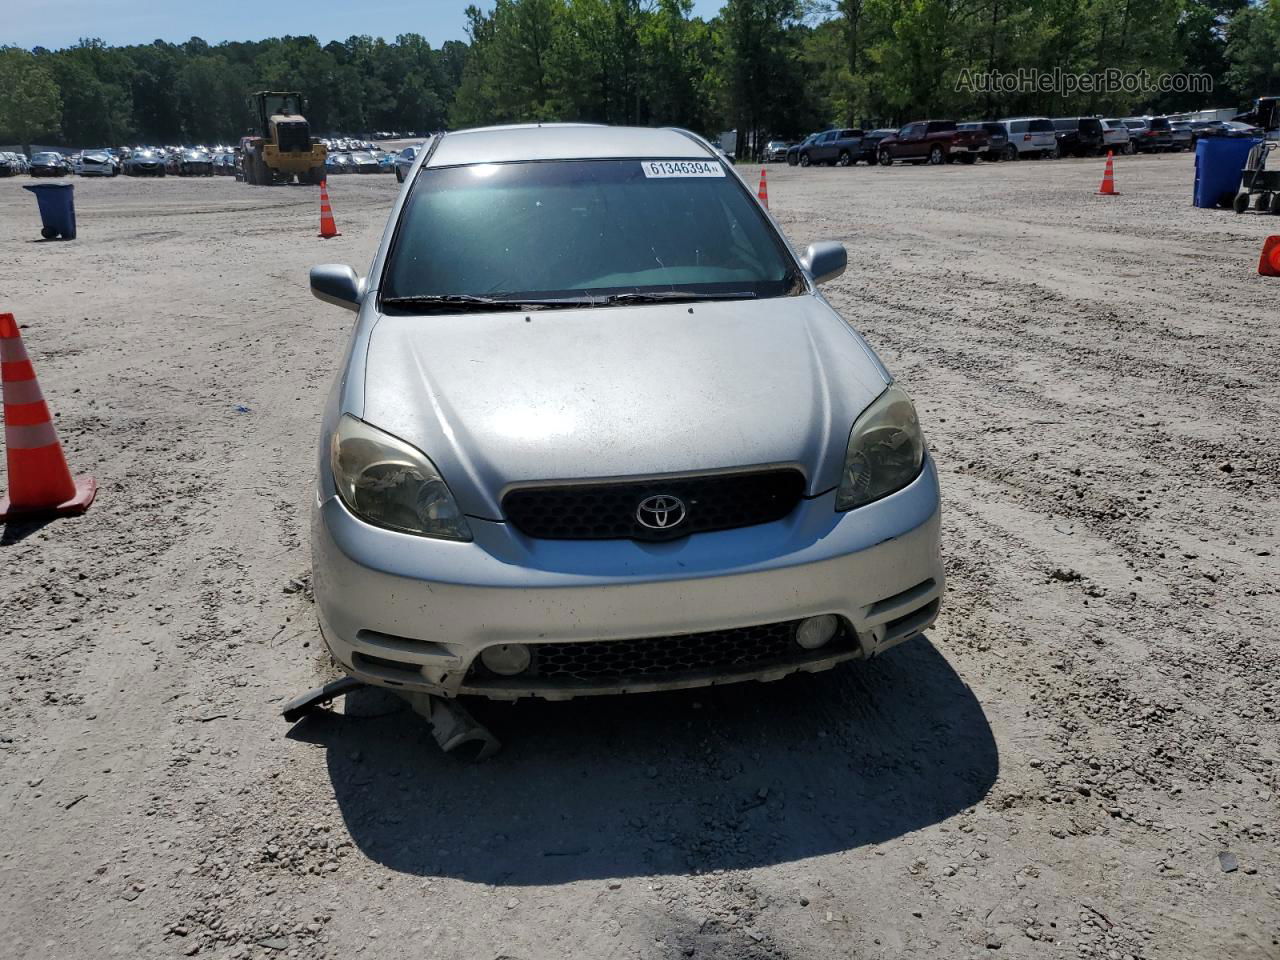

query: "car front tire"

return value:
[799, 153, 810, 167]
[878, 149, 893, 166]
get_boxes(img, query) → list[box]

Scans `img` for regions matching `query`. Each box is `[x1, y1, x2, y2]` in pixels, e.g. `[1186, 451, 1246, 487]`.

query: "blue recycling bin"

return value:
[1193, 137, 1262, 209]
[22, 181, 77, 240]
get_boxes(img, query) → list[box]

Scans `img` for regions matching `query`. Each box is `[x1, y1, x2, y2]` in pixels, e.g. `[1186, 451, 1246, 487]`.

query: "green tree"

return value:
[0, 47, 62, 151]
[1226, 0, 1280, 104]
[716, 0, 809, 156]
[452, 0, 564, 125]
[639, 0, 718, 130]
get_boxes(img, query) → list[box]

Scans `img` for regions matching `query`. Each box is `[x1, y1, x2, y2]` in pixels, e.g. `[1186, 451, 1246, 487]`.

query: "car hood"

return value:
[358, 296, 889, 519]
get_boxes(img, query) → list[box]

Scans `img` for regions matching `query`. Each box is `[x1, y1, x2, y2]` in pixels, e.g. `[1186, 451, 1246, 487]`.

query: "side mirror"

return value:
[310, 264, 364, 311]
[801, 241, 847, 285]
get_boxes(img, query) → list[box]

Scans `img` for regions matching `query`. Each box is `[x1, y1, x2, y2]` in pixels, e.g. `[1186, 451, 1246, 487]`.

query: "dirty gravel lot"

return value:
[0, 154, 1276, 960]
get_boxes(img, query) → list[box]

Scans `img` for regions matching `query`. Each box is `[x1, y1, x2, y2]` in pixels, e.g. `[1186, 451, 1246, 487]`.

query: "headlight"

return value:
[329, 414, 472, 541]
[835, 385, 925, 511]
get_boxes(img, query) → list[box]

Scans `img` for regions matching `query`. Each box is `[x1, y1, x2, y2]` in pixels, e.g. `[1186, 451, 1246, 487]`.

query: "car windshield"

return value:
[383, 159, 797, 305]
[33, 153, 60, 162]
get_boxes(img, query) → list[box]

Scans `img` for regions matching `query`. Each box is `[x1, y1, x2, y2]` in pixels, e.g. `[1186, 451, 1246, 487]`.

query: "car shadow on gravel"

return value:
[289, 637, 996, 884]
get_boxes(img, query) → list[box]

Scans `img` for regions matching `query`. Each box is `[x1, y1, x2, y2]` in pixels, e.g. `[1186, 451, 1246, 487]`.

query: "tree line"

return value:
[2, 0, 1278, 155]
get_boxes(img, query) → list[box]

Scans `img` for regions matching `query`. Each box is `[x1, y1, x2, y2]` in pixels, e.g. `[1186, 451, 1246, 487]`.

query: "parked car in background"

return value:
[347, 151, 381, 174]
[763, 140, 793, 162]
[958, 121, 1008, 161]
[75, 150, 117, 177]
[326, 152, 353, 175]
[1218, 120, 1263, 138]
[1188, 119, 1225, 141]
[857, 129, 896, 164]
[177, 148, 214, 176]
[306, 123, 943, 703]
[1169, 121, 1194, 151]
[0, 152, 29, 176]
[29, 152, 72, 177]
[786, 133, 820, 166]
[213, 152, 238, 176]
[1100, 119, 1134, 154]
[800, 128, 866, 166]
[125, 148, 166, 176]
[877, 120, 988, 165]
[394, 145, 420, 183]
[999, 118, 1057, 159]
[1051, 117, 1105, 157]
[1123, 117, 1171, 152]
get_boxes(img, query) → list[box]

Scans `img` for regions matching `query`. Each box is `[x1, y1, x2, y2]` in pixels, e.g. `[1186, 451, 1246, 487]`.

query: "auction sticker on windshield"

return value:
[641, 160, 725, 178]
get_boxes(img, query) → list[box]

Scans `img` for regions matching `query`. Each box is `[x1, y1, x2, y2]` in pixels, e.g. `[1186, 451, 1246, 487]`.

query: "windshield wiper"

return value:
[381, 294, 593, 313]
[599, 290, 759, 305]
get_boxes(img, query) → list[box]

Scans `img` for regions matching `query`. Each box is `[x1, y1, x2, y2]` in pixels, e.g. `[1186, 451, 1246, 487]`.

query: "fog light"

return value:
[480, 643, 532, 676]
[795, 615, 839, 650]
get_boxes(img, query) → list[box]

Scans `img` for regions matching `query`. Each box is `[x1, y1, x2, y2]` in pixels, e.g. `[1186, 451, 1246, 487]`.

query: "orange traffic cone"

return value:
[758, 168, 769, 209]
[318, 179, 341, 239]
[1097, 151, 1118, 196]
[0, 313, 96, 522]
[1258, 236, 1280, 276]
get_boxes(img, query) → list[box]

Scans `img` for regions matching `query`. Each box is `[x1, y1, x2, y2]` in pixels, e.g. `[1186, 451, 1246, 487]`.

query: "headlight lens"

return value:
[329, 414, 472, 541]
[835, 385, 925, 511]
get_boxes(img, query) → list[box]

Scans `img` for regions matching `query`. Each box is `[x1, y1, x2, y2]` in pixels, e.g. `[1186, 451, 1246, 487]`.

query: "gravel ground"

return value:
[0, 154, 1276, 960]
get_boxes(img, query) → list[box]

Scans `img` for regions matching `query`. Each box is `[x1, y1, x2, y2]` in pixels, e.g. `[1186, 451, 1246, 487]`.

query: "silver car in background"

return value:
[75, 150, 118, 176]
[393, 143, 423, 183]
[308, 124, 943, 701]
[999, 117, 1058, 159]
[1101, 119, 1136, 154]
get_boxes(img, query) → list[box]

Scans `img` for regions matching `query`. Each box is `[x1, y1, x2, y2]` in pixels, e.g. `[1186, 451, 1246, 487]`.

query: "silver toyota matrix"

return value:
[308, 124, 943, 701]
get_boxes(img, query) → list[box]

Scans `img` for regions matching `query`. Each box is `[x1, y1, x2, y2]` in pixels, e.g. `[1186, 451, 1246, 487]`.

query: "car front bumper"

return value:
[311, 458, 945, 700]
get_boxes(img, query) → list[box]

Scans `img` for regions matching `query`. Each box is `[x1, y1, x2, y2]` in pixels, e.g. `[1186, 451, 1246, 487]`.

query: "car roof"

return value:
[426, 124, 716, 167]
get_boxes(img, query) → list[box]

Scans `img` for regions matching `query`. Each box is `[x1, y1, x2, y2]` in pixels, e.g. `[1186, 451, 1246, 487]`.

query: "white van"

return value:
[999, 117, 1058, 159]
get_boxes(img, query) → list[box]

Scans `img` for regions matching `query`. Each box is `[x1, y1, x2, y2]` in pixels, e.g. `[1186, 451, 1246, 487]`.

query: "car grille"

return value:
[466, 618, 856, 688]
[502, 469, 806, 542]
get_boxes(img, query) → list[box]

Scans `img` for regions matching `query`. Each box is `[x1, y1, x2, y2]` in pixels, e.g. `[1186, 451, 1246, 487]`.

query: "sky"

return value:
[5, 0, 727, 51]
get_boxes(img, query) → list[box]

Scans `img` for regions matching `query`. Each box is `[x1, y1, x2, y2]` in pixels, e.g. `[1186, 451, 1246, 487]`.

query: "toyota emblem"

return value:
[636, 494, 687, 530]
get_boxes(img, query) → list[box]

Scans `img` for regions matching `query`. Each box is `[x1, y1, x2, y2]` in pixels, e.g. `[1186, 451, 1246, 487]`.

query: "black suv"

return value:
[858, 129, 897, 164]
[959, 121, 1009, 161]
[1051, 117, 1105, 157]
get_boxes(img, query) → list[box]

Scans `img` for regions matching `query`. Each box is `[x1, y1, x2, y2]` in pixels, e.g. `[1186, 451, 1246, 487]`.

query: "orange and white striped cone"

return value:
[1258, 236, 1280, 277]
[0, 313, 96, 522]
[757, 168, 769, 209]
[318, 179, 341, 239]
[1097, 151, 1118, 196]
